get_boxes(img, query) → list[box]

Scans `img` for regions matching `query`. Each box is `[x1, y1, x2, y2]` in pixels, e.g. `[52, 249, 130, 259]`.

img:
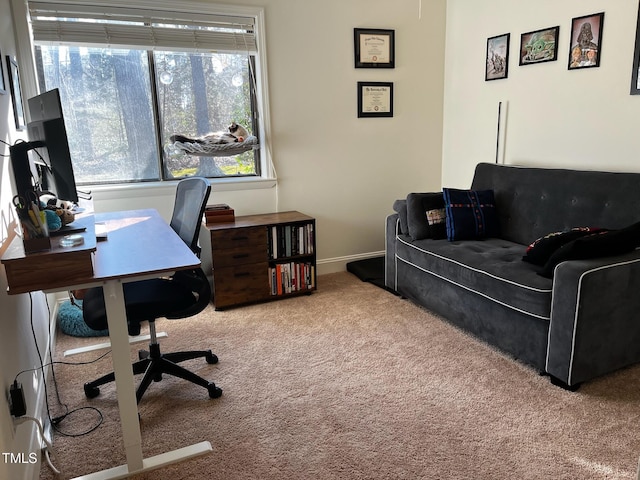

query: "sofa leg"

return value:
[548, 374, 581, 392]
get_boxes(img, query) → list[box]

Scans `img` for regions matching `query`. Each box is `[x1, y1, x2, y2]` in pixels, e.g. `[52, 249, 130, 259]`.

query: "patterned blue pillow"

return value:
[443, 188, 500, 241]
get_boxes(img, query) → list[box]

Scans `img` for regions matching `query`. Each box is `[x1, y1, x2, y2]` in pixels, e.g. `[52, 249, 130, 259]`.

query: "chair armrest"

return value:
[546, 250, 640, 386]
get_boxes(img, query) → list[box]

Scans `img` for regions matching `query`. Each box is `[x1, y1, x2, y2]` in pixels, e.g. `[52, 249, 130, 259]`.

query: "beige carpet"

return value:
[40, 272, 640, 479]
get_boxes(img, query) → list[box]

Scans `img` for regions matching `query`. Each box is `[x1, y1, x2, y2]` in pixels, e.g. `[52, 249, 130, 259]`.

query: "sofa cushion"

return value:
[443, 188, 500, 241]
[522, 227, 605, 266]
[406, 192, 447, 240]
[540, 221, 640, 277]
[395, 235, 553, 320]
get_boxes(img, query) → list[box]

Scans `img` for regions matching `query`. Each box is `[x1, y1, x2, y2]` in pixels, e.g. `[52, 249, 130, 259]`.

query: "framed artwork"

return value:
[519, 26, 560, 66]
[354, 28, 395, 68]
[568, 12, 604, 70]
[0, 49, 6, 95]
[485, 33, 510, 81]
[6, 56, 25, 129]
[357, 81, 393, 118]
[631, 2, 640, 94]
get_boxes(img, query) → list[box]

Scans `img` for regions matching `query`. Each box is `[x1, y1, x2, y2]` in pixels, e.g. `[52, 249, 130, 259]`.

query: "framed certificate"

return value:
[354, 28, 395, 68]
[357, 82, 394, 118]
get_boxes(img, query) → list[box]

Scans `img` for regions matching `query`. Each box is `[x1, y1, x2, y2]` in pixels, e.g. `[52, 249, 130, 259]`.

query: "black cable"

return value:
[0, 138, 10, 156]
[22, 292, 107, 437]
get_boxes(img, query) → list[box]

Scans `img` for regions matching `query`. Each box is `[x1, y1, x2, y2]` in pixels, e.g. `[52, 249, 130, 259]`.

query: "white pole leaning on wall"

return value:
[495, 100, 508, 165]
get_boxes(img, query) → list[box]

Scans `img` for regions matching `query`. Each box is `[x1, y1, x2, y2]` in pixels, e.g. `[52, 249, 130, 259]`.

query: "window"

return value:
[28, 1, 267, 185]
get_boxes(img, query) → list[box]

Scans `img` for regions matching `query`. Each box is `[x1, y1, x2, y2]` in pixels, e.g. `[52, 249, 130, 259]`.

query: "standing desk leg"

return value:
[102, 280, 145, 471]
[70, 280, 212, 480]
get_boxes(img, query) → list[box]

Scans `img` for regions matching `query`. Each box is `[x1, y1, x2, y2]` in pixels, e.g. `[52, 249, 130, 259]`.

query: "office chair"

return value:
[82, 177, 222, 402]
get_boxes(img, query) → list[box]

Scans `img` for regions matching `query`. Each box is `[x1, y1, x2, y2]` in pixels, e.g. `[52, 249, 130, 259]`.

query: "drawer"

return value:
[213, 262, 270, 308]
[210, 227, 267, 250]
[212, 245, 267, 268]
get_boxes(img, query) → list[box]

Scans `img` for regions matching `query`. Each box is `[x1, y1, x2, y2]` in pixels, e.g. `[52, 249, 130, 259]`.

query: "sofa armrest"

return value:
[385, 213, 400, 291]
[546, 250, 640, 386]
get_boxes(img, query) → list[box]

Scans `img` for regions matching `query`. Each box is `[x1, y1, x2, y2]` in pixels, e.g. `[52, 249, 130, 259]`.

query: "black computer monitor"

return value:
[26, 88, 79, 203]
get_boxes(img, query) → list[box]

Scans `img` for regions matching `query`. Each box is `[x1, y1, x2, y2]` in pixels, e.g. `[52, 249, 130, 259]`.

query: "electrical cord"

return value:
[19, 292, 107, 438]
[13, 416, 60, 475]
[0, 138, 10, 156]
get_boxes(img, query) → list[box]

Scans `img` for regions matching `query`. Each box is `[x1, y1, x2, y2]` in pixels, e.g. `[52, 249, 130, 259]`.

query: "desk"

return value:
[2, 209, 212, 479]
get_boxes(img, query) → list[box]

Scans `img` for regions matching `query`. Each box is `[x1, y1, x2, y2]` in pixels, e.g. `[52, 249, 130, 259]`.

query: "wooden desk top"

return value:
[1, 209, 200, 294]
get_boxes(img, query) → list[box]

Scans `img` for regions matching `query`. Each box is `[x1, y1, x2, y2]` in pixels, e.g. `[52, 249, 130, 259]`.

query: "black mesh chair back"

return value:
[170, 177, 211, 255]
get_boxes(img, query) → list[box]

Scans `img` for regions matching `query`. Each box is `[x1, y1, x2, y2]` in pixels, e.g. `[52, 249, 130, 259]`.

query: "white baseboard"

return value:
[316, 251, 384, 275]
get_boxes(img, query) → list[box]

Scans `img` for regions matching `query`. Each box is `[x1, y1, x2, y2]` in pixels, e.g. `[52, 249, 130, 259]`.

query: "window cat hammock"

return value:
[169, 135, 259, 157]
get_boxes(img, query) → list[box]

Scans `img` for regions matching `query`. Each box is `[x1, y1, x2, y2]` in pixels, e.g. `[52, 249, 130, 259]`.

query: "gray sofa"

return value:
[386, 162, 640, 389]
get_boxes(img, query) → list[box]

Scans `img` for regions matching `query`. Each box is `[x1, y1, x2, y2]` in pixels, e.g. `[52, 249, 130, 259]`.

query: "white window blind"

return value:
[29, 1, 257, 53]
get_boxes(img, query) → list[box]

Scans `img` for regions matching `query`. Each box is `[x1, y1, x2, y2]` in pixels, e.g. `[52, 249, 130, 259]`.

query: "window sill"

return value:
[83, 176, 276, 200]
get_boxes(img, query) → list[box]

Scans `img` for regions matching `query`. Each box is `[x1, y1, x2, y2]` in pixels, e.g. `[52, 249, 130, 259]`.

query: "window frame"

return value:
[13, 0, 275, 191]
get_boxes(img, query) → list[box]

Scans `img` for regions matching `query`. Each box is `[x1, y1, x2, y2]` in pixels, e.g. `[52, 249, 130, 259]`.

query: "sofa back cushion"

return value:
[471, 163, 640, 245]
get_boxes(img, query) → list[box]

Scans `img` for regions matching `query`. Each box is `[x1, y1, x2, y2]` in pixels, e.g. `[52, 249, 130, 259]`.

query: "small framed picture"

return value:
[519, 26, 560, 66]
[357, 81, 393, 118]
[486, 33, 510, 81]
[0, 49, 6, 95]
[568, 12, 604, 70]
[6, 56, 25, 129]
[632, 3, 640, 94]
[354, 28, 395, 69]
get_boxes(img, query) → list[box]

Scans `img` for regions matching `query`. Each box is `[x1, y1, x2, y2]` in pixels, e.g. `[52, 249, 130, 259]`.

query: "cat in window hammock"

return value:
[170, 122, 249, 144]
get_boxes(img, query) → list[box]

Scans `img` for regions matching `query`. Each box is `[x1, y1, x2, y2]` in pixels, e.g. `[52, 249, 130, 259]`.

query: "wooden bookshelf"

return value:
[203, 211, 316, 310]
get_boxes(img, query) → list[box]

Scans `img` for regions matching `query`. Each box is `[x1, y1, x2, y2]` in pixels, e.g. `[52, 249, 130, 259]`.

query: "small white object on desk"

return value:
[95, 222, 108, 241]
[60, 233, 85, 247]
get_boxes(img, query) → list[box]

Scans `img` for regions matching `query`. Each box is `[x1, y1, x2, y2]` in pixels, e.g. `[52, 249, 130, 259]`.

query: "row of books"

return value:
[269, 262, 315, 296]
[269, 223, 314, 259]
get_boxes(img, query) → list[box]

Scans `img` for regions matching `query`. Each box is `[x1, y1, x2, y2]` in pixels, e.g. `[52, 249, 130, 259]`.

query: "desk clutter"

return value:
[12, 190, 80, 253]
[13, 192, 51, 253]
[204, 203, 235, 225]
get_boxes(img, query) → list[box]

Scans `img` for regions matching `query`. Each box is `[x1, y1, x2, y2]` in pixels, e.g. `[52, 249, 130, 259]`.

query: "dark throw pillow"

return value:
[406, 192, 447, 240]
[442, 188, 500, 241]
[539, 221, 640, 278]
[523, 227, 605, 266]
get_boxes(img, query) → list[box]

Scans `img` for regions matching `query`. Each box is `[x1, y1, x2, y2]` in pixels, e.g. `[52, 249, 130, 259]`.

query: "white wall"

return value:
[255, 0, 446, 265]
[443, 0, 640, 187]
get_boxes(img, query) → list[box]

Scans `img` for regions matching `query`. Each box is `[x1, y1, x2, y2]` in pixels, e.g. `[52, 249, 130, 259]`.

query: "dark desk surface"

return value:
[92, 209, 199, 282]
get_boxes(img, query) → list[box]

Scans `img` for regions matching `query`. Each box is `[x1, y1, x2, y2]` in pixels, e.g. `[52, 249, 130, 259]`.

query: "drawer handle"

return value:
[234, 272, 251, 278]
[233, 253, 250, 259]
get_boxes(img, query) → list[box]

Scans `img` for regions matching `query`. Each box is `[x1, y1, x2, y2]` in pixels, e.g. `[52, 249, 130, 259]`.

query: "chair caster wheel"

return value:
[84, 384, 100, 399]
[207, 383, 222, 398]
[205, 351, 218, 364]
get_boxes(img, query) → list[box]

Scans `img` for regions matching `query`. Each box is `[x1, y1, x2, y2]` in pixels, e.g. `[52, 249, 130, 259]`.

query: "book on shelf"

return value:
[268, 261, 315, 296]
[268, 222, 314, 259]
